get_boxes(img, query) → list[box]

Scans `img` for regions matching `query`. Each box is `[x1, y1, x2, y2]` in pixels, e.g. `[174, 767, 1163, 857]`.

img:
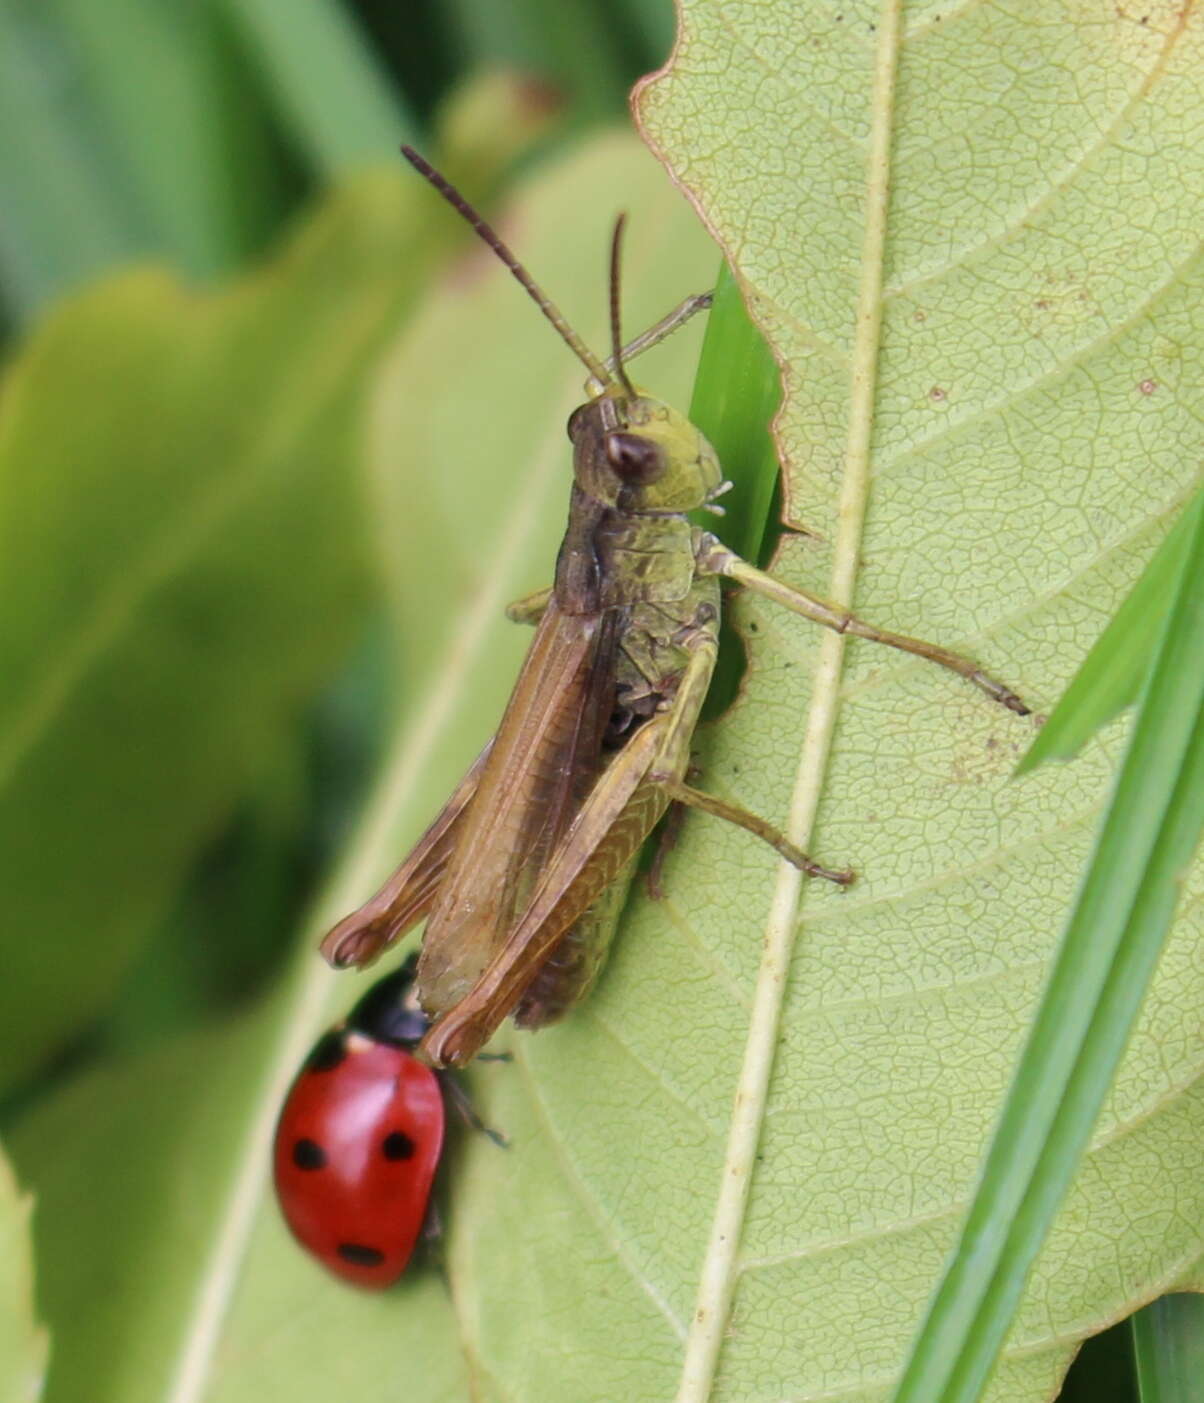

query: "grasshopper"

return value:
[321, 148, 1029, 1068]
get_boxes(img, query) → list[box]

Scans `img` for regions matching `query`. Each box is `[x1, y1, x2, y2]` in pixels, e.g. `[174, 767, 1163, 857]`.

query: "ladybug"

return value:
[273, 954, 495, 1288]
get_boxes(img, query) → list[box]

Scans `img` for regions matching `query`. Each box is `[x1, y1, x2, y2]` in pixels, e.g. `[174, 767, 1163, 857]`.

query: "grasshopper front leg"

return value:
[505, 586, 552, 626]
[695, 535, 1030, 715]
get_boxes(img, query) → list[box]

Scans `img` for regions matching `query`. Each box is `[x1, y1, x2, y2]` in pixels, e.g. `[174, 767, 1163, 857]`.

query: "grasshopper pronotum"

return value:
[321, 149, 1029, 1068]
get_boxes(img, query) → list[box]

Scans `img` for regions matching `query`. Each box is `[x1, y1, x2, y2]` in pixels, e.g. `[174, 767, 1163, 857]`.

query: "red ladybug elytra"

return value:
[273, 956, 455, 1288]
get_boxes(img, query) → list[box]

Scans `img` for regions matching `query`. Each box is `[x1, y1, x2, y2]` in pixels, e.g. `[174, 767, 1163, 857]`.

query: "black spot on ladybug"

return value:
[337, 1242, 385, 1267]
[292, 1138, 327, 1171]
[306, 1032, 346, 1073]
[382, 1131, 416, 1161]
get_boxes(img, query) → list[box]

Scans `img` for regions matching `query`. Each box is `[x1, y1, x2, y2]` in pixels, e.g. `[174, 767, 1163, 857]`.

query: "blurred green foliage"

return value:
[0, 0, 672, 323]
[0, 0, 675, 1101]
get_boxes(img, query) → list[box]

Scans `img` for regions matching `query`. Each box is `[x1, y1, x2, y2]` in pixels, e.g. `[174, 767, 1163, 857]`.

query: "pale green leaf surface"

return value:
[892, 496, 1204, 1401]
[0, 171, 435, 1097]
[628, 2, 1204, 1401]
[0, 1143, 47, 1403]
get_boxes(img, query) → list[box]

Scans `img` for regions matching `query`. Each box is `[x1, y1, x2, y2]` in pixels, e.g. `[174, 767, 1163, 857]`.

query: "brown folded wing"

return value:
[319, 743, 492, 969]
[415, 596, 619, 1015]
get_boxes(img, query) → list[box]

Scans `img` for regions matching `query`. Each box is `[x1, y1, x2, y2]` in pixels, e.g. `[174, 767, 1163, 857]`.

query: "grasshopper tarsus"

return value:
[972, 674, 1032, 716]
[602, 291, 713, 380]
[814, 862, 856, 887]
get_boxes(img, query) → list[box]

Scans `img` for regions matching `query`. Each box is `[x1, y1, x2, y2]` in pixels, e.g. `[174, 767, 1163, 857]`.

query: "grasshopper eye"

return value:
[605, 432, 664, 484]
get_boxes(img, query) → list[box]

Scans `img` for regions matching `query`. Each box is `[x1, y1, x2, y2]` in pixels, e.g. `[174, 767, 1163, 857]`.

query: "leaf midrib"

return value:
[672, 3, 906, 1399]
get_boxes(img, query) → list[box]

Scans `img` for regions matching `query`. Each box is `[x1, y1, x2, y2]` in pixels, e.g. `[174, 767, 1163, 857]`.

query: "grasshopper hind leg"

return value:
[659, 779, 854, 885]
[513, 857, 637, 1029]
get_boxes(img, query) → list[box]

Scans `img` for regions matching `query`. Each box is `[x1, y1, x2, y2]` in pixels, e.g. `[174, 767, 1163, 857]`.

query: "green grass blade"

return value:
[1133, 1296, 1204, 1403]
[39, 0, 247, 273]
[892, 497, 1204, 1403]
[1019, 486, 1204, 775]
[218, 0, 417, 173]
[446, 0, 631, 119]
[689, 260, 781, 567]
[688, 259, 783, 716]
[0, 12, 141, 317]
[0, 1143, 47, 1403]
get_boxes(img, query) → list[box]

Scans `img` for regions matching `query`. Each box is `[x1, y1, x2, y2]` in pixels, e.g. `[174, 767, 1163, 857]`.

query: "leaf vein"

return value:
[884, 6, 1192, 300]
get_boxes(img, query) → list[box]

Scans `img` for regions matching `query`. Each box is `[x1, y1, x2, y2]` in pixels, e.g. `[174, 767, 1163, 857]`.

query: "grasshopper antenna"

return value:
[400, 146, 614, 389]
[608, 214, 637, 397]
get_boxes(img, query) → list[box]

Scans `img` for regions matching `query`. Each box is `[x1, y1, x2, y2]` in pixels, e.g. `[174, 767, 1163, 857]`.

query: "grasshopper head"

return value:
[568, 389, 724, 514]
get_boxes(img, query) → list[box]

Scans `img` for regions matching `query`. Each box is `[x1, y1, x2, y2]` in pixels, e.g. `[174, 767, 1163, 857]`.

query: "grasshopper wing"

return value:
[319, 744, 490, 969]
[420, 716, 671, 1066]
[415, 596, 619, 1016]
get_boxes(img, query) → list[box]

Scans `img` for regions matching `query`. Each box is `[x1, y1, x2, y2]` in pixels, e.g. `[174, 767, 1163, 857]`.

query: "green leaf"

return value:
[0, 170, 437, 1097]
[1019, 486, 1204, 773]
[627, 2, 1204, 1400]
[0, 0, 292, 311]
[7, 133, 719, 1403]
[32, 0, 251, 275]
[892, 474, 1204, 1402]
[0, 1143, 47, 1403]
[445, 0, 635, 120]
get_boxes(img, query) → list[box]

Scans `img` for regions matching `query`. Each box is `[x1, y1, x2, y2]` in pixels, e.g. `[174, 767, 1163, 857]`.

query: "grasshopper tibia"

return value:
[659, 779, 855, 885]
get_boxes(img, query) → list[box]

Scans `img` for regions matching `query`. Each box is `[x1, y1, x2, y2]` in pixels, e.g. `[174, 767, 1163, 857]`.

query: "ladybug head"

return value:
[345, 954, 429, 1050]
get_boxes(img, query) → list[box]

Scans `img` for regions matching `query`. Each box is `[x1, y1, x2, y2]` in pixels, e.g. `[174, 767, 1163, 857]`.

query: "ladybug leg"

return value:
[421, 1197, 444, 1249]
[439, 1074, 509, 1149]
[417, 1199, 452, 1286]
